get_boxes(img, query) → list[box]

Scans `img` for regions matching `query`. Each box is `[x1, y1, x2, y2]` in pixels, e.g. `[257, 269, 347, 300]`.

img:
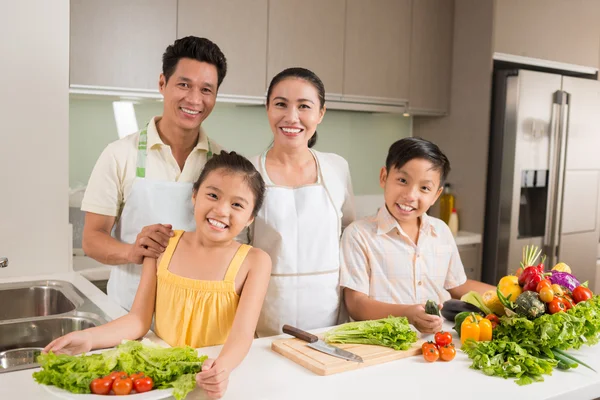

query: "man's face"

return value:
[159, 58, 218, 131]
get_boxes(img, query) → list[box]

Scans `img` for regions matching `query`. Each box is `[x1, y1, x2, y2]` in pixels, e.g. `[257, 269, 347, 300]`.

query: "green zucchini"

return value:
[425, 300, 440, 316]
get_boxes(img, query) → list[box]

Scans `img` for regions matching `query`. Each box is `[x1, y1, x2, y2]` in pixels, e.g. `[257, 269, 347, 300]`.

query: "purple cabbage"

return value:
[549, 271, 580, 291]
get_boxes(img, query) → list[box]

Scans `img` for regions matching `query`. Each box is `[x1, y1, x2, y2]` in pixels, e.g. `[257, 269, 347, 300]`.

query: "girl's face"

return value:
[266, 78, 325, 150]
[192, 168, 256, 242]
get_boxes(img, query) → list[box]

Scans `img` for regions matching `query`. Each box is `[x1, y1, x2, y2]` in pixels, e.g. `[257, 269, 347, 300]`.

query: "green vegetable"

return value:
[425, 300, 440, 316]
[514, 291, 545, 319]
[323, 316, 417, 351]
[33, 340, 207, 400]
[453, 311, 472, 337]
[462, 339, 558, 386]
[460, 291, 493, 315]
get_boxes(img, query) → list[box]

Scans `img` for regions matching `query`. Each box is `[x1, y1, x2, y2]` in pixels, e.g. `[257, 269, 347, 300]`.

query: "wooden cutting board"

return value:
[271, 336, 424, 376]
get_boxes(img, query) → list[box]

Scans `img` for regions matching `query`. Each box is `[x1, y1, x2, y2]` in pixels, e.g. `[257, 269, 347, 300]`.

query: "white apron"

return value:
[107, 127, 212, 310]
[254, 150, 341, 337]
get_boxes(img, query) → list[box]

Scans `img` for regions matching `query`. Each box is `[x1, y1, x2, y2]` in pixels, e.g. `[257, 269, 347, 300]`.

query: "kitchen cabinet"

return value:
[177, 0, 268, 98]
[267, 0, 345, 96]
[458, 243, 481, 281]
[408, 0, 454, 115]
[493, 0, 600, 68]
[343, 0, 412, 103]
[70, 0, 177, 90]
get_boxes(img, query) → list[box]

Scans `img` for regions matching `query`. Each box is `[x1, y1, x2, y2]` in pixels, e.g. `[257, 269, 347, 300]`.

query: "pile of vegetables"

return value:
[323, 316, 417, 351]
[448, 244, 600, 385]
[33, 340, 207, 400]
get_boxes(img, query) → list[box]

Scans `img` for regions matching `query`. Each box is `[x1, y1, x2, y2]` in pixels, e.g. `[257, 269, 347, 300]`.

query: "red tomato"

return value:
[485, 314, 499, 329]
[439, 344, 456, 361]
[536, 279, 552, 293]
[90, 377, 112, 395]
[548, 298, 566, 314]
[107, 371, 125, 381]
[434, 331, 452, 347]
[133, 377, 154, 393]
[421, 341, 438, 353]
[129, 372, 145, 381]
[572, 286, 593, 304]
[423, 346, 440, 362]
[562, 294, 574, 310]
[113, 376, 133, 395]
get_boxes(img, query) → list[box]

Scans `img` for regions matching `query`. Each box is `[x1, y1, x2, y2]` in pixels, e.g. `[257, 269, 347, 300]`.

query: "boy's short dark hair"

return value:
[162, 36, 227, 87]
[385, 137, 451, 186]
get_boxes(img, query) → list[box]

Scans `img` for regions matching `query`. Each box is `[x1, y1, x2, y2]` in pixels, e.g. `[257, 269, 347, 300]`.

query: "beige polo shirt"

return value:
[81, 116, 222, 218]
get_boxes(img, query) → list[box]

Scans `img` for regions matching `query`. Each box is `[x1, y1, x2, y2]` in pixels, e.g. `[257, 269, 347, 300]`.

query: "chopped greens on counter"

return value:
[323, 316, 418, 350]
[33, 340, 207, 400]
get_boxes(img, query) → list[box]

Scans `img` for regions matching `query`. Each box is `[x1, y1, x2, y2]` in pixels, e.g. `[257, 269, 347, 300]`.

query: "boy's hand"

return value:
[406, 304, 443, 334]
[196, 358, 230, 399]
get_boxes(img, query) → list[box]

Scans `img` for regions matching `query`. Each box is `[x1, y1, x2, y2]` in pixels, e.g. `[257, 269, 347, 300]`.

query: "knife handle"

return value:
[282, 325, 319, 343]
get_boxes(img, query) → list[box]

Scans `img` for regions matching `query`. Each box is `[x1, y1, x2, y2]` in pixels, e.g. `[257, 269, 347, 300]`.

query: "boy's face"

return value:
[379, 158, 444, 229]
[159, 58, 218, 132]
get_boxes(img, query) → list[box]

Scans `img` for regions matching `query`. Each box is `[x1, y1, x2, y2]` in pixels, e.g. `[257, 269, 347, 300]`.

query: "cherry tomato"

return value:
[129, 372, 145, 381]
[90, 377, 112, 395]
[133, 377, 154, 393]
[551, 284, 564, 296]
[539, 287, 554, 303]
[434, 331, 452, 347]
[439, 344, 456, 361]
[562, 294, 574, 310]
[421, 341, 438, 353]
[423, 346, 439, 362]
[548, 297, 566, 314]
[572, 286, 593, 304]
[113, 376, 133, 395]
[107, 371, 125, 381]
[536, 279, 552, 293]
[485, 314, 499, 329]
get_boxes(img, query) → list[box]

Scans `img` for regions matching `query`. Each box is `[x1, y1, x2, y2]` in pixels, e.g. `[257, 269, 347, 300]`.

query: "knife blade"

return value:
[282, 324, 364, 363]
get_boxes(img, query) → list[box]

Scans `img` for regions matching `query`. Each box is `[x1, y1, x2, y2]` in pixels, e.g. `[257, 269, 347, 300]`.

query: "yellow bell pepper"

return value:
[498, 275, 522, 302]
[460, 313, 493, 345]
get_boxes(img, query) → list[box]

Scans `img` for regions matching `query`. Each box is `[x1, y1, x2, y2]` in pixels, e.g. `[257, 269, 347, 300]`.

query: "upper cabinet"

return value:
[343, 0, 411, 102]
[493, 0, 600, 67]
[177, 0, 268, 98]
[408, 0, 454, 114]
[70, 0, 176, 90]
[267, 0, 345, 96]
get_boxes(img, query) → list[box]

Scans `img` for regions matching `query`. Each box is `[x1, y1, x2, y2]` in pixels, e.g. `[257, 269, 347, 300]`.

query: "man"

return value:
[81, 36, 227, 310]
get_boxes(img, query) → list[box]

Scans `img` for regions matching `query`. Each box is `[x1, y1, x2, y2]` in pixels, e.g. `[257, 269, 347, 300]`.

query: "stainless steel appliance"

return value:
[483, 69, 600, 291]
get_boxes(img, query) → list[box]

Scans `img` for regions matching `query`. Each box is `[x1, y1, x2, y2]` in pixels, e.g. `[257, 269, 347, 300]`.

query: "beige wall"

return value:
[493, 0, 600, 67]
[412, 0, 495, 236]
[0, 1, 70, 277]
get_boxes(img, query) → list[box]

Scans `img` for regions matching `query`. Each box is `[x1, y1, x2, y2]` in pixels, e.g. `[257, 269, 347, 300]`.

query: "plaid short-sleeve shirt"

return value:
[339, 205, 467, 305]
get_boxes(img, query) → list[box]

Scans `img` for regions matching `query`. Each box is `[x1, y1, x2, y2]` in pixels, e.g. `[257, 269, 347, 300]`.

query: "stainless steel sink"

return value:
[0, 280, 112, 373]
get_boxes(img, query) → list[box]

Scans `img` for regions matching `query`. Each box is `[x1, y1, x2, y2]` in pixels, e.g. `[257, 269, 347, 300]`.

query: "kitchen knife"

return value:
[282, 325, 364, 363]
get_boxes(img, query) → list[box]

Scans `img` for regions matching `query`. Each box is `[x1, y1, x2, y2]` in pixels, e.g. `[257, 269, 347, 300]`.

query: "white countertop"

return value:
[1, 272, 599, 400]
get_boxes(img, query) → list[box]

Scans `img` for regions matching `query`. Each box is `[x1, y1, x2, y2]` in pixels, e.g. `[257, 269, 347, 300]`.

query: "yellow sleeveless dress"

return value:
[154, 230, 251, 348]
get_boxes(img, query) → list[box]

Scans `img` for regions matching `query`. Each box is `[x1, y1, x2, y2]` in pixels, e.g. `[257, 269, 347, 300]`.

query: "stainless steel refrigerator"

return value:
[483, 69, 600, 291]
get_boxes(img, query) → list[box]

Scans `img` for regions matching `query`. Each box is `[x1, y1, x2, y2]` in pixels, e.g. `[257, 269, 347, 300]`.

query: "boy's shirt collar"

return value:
[376, 204, 437, 239]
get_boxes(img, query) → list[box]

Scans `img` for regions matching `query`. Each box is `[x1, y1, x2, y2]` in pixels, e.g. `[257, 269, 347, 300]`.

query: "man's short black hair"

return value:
[162, 36, 227, 87]
[385, 137, 451, 186]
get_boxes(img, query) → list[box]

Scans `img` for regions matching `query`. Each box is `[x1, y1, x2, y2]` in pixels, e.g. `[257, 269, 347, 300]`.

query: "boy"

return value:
[340, 137, 494, 333]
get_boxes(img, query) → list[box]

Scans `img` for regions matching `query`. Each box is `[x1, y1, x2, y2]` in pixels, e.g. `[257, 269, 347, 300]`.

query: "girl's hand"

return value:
[43, 331, 93, 355]
[195, 358, 230, 399]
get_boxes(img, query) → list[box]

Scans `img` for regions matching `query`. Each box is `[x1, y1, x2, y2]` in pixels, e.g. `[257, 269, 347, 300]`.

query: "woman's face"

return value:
[266, 78, 325, 150]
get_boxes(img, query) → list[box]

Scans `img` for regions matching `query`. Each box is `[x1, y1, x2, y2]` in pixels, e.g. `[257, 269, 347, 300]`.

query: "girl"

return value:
[245, 67, 356, 337]
[44, 151, 271, 399]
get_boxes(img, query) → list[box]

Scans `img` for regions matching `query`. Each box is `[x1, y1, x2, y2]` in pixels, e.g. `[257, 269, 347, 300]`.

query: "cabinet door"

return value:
[70, 0, 177, 90]
[458, 244, 481, 281]
[177, 0, 268, 98]
[343, 0, 411, 101]
[408, 0, 454, 114]
[267, 0, 345, 96]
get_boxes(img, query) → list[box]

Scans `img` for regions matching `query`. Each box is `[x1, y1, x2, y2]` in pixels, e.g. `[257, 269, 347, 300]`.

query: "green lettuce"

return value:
[323, 316, 418, 350]
[33, 340, 207, 400]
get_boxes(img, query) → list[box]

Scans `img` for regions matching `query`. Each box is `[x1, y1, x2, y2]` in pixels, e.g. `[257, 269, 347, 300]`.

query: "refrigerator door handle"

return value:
[543, 99, 560, 262]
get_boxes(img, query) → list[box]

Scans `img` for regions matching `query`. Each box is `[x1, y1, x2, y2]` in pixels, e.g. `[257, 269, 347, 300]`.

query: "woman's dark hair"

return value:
[162, 36, 227, 88]
[266, 67, 325, 148]
[385, 137, 451, 186]
[193, 151, 266, 217]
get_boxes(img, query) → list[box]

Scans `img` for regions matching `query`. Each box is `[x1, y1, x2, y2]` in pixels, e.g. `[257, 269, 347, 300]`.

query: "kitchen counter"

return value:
[1, 273, 600, 400]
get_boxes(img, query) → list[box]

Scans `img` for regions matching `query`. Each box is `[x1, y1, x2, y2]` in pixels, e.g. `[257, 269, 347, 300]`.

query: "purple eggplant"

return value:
[549, 271, 580, 292]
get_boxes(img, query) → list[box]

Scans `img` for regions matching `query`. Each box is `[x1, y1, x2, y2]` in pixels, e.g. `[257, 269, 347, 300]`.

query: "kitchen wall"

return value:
[70, 97, 412, 197]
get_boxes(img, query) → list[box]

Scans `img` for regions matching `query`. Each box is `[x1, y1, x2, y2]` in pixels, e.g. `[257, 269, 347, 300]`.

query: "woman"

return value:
[246, 67, 355, 337]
